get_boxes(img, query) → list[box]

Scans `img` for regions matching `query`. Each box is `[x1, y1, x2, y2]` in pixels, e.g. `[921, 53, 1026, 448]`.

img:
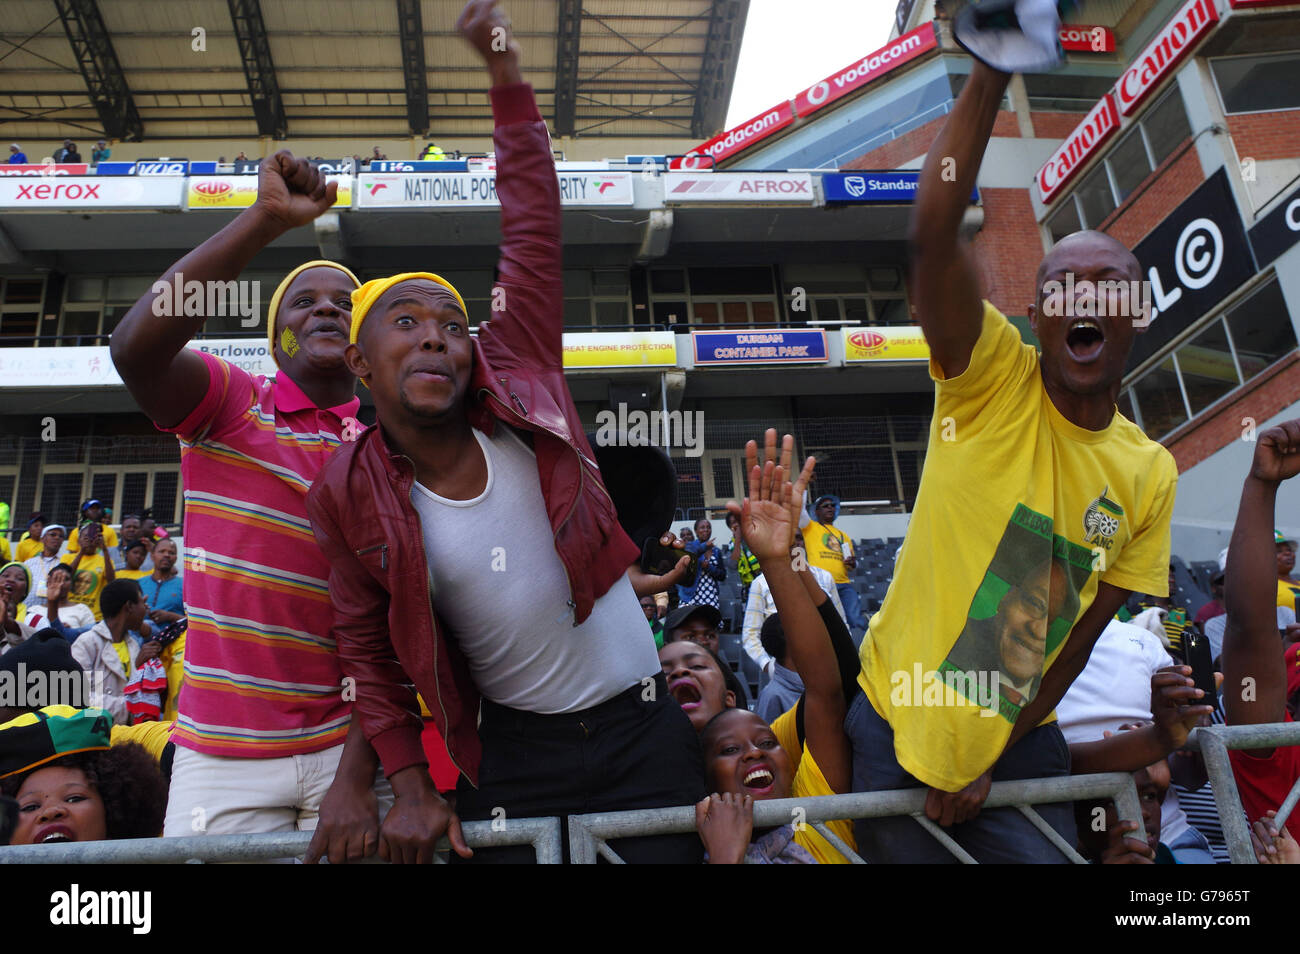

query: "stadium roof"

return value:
[0, 0, 749, 142]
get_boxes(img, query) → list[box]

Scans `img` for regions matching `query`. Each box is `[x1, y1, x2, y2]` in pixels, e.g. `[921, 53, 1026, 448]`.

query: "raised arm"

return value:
[461, 0, 564, 372]
[909, 61, 1010, 379]
[738, 431, 850, 793]
[1223, 422, 1300, 738]
[110, 155, 338, 428]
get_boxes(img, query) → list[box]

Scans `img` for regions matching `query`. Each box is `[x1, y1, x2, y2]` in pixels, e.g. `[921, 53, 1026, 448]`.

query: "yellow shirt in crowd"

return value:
[68, 551, 112, 622]
[857, 303, 1177, 792]
[1277, 578, 1300, 611]
[67, 524, 118, 554]
[111, 719, 176, 762]
[770, 704, 856, 864]
[117, 568, 152, 582]
[15, 536, 42, 562]
[801, 521, 854, 585]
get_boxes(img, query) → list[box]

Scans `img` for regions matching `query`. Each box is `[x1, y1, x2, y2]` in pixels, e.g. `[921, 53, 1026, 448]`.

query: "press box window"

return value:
[1212, 52, 1300, 114]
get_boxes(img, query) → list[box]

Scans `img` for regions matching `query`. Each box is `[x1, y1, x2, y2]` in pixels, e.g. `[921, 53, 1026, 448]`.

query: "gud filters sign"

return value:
[187, 174, 352, 209]
[842, 326, 929, 362]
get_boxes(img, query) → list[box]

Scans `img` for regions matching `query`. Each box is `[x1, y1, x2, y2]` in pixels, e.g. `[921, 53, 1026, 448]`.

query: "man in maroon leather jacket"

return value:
[306, 0, 702, 863]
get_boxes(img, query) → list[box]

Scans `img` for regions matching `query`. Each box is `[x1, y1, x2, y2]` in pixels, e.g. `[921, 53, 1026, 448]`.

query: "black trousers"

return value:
[452, 672, 705, 863]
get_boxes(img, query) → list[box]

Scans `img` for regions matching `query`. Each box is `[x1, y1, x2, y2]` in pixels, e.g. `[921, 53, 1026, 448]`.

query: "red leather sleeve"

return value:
[476, 83, 564, 373]
[305, 469, 428, 778]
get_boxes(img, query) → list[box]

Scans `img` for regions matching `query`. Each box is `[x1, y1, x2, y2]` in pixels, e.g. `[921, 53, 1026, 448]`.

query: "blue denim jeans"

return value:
[845, 692, 1077, 863]
[837, 582, 867, 629]
[1168, 825, 1216, 864]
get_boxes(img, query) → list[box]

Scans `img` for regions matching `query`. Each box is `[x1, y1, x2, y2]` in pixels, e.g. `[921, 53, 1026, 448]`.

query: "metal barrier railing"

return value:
[1182, 722, 1300, 865]
[0, 816, 562, 865]
[0, 774, 1138, 865]
[8, 725, 1299, 864]
[568, 773, 1145, 864]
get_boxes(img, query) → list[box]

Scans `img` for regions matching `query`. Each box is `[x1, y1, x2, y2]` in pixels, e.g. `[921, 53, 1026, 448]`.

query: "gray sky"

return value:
[724, 0, 896, 128]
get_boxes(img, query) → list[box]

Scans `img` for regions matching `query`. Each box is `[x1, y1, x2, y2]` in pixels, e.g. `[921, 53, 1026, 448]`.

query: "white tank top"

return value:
[410, 424, 658, 713]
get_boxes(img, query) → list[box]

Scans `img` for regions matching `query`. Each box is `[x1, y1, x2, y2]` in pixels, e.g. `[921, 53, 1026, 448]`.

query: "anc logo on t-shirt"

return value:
[1083, 486, 1123, 549]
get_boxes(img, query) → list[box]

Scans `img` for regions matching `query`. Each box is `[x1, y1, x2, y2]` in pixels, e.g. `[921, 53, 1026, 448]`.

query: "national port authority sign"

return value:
[356, 171, 633, 209]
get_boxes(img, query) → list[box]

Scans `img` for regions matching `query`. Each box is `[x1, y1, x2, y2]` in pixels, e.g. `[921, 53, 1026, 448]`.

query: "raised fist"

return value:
[255, 151, 338, 232]
[457, 0, 521, 62]
[1251, 420, 1300, 485]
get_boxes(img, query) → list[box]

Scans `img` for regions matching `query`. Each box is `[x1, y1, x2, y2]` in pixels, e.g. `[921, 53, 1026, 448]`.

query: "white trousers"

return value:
[163, 743, 394, 843]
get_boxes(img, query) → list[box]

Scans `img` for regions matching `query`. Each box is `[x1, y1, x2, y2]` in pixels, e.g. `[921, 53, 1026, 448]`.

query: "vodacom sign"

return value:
[1116, 0, 1218, 115]
[669, 23, 938, 170]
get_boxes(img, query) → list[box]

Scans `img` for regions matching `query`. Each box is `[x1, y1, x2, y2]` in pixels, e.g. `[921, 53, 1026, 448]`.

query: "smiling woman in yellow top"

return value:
[679, 434, 861, 864]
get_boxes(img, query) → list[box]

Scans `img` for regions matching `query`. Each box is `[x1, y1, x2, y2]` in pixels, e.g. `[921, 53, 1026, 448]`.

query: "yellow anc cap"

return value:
[349, 272, 469, 345]
[266, 260, 361, 365]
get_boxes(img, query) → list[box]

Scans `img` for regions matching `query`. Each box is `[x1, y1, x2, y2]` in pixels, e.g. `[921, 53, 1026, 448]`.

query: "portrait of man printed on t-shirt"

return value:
[940, 504, 1090, 722]
[72, 568, 98, 597]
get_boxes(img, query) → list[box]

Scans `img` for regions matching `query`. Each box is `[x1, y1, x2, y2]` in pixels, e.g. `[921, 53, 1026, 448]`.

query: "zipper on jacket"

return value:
[355, 542, 388, 570]
[392, 452, 470, 784]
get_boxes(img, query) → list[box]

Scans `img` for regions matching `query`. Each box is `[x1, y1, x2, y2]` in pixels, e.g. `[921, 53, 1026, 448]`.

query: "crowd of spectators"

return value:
[1, 0, 1297, 868]
[9, 140, 457, 170]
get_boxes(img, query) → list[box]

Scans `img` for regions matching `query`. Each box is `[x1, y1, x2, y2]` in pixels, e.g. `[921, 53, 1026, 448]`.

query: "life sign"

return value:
[1128, 168, 1255, 370]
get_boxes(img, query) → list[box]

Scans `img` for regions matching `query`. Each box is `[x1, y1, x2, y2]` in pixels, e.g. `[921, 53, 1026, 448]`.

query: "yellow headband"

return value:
[266, 260, 361, 366]
[349, 272, 469, 345]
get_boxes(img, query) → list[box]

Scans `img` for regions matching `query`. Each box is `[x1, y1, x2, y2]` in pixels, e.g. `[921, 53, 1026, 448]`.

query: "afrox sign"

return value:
[1127, 168, 1255, 369]
[663, 172, 815, 205]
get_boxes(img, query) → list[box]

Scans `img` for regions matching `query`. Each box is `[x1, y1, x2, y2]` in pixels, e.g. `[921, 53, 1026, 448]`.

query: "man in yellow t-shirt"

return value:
[1274, 531, 1300, 611]
[846, 57, 1177, 864]
[801, 495, 866, 629]
[66, 499, 118, 555]
[67, 523, 115, 622]
[14, 513, 47, 563]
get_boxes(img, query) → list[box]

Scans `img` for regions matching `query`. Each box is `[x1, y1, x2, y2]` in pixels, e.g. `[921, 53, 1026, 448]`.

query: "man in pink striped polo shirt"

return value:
[111, 157, 389, 860]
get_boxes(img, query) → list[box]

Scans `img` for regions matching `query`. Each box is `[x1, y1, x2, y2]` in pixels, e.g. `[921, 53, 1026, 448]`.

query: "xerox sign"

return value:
[0, 176, 183, 209]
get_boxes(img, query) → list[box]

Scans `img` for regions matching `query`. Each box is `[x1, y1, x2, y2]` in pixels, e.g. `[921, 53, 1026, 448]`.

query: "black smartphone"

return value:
[640, 539, 697, 586]
[1184, 628, 1217, 699]
[152, 617, 188, 648]
[0, 795, 17, 846]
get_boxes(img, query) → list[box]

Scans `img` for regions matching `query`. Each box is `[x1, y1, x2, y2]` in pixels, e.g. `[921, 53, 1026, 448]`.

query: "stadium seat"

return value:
[718, 631, 742, 669]
[740, 650, 761, 700]
[1190, 560, 1219, 594]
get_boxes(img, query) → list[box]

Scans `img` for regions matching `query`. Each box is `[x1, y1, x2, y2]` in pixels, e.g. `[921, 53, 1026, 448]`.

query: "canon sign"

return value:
[1036, 94, 1119, 203]
[1116, 0, 1218, 115]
